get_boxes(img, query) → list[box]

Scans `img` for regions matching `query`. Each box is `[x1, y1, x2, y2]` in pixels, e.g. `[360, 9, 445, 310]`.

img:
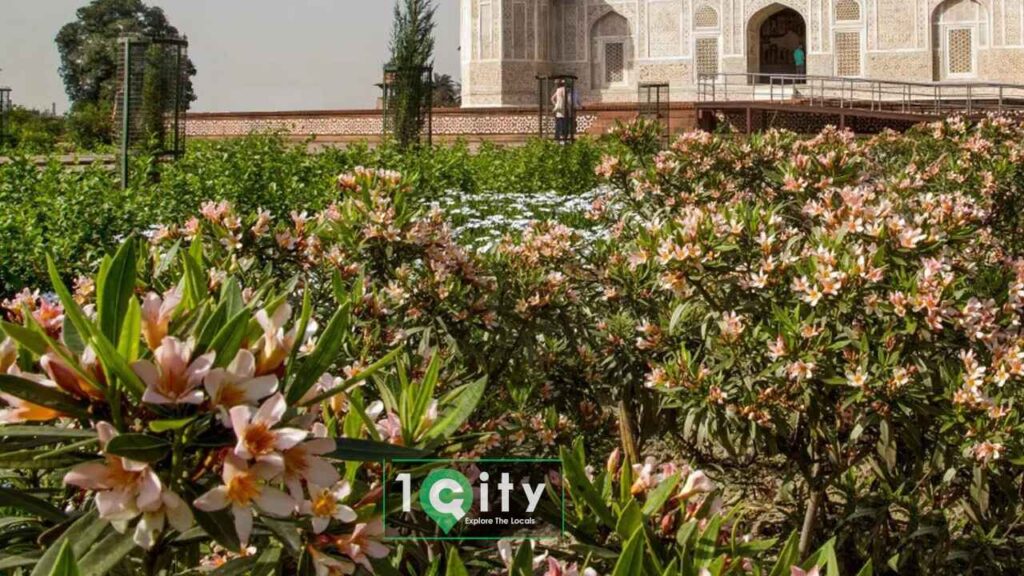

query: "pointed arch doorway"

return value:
[747, 4, 807, 82]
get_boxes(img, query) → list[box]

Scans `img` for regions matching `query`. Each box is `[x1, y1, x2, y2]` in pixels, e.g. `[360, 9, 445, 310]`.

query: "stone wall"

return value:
[184, 104, 698, 145]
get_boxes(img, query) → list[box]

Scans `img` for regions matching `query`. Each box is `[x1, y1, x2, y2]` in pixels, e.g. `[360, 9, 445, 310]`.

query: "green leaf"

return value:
[148, 417, 196, 433]
[0, 321, 50, 357]
[768, 532, 800, 576]
[47, 541, 80, 576]
[559, 446, 615, 529]
[612, 528, 644, 576]
[0, 375, 90, 419]
[104, 433, 170, 463]
[182, 249, 207, 310]
[408, 352, 442, 439]
[286, 303, 352, 405]
[642, 473, 681, 516]
[695, 515, 723, 567]
[261, 518, 301, 556]
[96, 239, 137, 346]
[510, 541, 534, 576]
[0, 486, 67, 523]
[30, 511, 107, 576]
[326, 438, 429, 461]
[422, 376, 488, 444]
[193, 506, 242, 553]
[194, 299, 230, 357]
[250, 545, 283, 576]
[88, 330, 146, 398]
[77, 529, 135, 576]
[445, 548, 469, 576]
[46, 256, 96, 349]
[0, 426, 96, 439]
[615, 499, 644, 540]
[301, 346, 402, 407]
[117, 296, 141, 364]
[854, 560, 874, 576]
[209, 310, 252, 369]
[802, 537, 839, 576]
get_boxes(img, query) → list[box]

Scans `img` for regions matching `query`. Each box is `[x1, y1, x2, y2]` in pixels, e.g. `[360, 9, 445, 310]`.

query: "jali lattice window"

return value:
[835, 32, 862, 76]
[694, 5, 719, 28]
[835, 0, 861, 22]
[696, 37, 719, 76]
[605, 42, 625, 83]
[948, 28, 974, 75]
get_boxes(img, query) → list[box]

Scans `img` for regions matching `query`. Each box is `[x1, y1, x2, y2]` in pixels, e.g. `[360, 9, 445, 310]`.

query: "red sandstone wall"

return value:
[185, 104, 696, 145]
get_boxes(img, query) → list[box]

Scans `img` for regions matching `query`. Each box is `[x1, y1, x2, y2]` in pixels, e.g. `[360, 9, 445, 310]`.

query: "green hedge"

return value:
[0, 135, 600, 295]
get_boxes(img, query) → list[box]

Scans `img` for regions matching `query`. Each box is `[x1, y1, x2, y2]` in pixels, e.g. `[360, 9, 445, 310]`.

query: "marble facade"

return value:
[460, 0, 1024, 106]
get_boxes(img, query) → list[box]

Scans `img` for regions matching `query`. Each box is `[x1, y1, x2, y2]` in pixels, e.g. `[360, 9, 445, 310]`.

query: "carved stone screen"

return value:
[696, 37, 720, 76]
[835, 0, 861, 22]
[835, 32, 862, 76]
[948, 28, 974, 75]
[694, 6, 719, 29]
[605, 42, 625, 83]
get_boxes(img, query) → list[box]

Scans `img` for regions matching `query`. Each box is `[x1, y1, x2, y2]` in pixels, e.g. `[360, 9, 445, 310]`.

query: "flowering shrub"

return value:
[0, 234, 487, 573]
[592, 116, 1024, 572]
[4, 116, 1024, 574]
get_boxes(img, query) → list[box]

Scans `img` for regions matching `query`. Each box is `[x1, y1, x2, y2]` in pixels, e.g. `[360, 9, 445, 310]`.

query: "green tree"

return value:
[387, 0, 436, 148]
[55, 0, 196, 146]
[432, 73, 461, 108]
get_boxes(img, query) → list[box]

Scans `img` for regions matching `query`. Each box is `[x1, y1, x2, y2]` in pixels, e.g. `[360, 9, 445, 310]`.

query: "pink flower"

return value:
[230, 393, 307, 473]
[0, 338, 17, 373]
[133, 337, 215, 405]
[679, 470, 715, 500]
[253, 304, 298, 375]
[141, 287, 182, 351]
[40, 352, 104, 401]
[333, 519, 388, 571]
[133, 489, 195, 550]
[791, 567, 821, 576]
[204, 350, 278, 426]
[281, 427, 339, 499]
[194, 455, 296, 546]
[308, 546, 356, 576]
[300, 481, 357, 534]
[64, 423, 162, 527]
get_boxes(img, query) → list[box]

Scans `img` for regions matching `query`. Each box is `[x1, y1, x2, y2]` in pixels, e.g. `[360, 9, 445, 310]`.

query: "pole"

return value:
[121, 38, 132, 189]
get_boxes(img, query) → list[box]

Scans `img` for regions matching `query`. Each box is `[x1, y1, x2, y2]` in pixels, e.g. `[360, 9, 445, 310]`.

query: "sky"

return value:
[0, 0, 461, 113]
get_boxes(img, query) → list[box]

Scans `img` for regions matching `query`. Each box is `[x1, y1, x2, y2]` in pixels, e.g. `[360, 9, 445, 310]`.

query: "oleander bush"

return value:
[2, 115, 1024, 575]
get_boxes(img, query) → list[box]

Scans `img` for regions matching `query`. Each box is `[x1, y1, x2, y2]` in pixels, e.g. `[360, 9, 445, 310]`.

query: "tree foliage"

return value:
[55, 0, 196, 107]
[432, 73, 461, 108]
[387, 0, 436, 148]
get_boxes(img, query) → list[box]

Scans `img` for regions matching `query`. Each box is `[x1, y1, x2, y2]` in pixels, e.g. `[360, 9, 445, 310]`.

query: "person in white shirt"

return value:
[551, 79, 569, 142]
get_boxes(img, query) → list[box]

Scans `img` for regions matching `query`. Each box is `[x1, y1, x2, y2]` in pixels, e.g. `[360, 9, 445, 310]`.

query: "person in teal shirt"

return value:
[794, 44, 806, 76]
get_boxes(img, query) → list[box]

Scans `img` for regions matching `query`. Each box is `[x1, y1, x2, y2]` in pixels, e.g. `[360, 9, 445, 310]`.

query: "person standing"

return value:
[794, 43, 806, 76]
[551, 79, 569, 142]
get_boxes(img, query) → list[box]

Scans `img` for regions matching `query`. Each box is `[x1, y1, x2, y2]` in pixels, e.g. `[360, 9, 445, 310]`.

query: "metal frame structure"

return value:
[697, 73, 1024, 115]
[537, 75, 579, 142]
[0, 88, 11, 148]
[638, 82, 670, 141]
[114, 35, 189, 187]
[379, 64, 433, 146]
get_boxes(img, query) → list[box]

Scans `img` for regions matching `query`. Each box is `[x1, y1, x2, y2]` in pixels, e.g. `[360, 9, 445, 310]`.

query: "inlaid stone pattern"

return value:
[186, 112, 598, 138]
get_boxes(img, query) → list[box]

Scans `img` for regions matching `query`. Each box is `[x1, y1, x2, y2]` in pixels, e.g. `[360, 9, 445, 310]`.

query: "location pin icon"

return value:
[420, 469, 473, 534]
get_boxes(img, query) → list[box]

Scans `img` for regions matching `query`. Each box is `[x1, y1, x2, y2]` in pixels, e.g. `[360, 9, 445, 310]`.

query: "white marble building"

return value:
[459, 0, 1024, 106]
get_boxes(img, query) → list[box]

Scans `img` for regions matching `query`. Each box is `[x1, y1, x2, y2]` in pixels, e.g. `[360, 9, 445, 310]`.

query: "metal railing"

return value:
[697, 73, 1024, 116]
